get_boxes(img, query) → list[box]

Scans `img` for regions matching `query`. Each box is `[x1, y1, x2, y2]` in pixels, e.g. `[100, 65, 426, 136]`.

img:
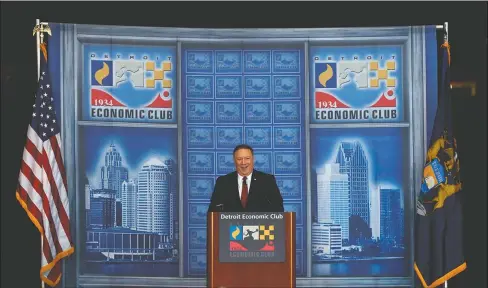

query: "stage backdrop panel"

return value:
[310, 127, 408, 276]
[74, 42, 180, 278]
[48, 23, 439, 287]
[182, 45, 307, 277]
[310, 46, 404, 124]
[79, 126, 179, 277]
[309, 43, 413, 277]
[82, 44, 177, 124]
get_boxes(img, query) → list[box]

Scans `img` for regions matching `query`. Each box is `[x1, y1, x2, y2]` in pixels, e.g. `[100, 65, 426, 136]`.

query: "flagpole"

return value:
[444, 22, 448, 43]
[444, 20, 449, 288]
[34, 18, 46, 288]
[36, 19, 40, 80]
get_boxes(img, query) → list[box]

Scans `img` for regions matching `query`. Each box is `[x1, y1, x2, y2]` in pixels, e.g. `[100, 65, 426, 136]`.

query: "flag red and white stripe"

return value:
[16, 43, 74, 287]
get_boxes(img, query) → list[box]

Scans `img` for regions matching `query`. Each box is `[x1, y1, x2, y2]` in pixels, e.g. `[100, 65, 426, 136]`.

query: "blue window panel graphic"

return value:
[187, 151, 215, 175]
[283, 202, 303, 226]
[276, 176, 302, 201]
[182, 47, 306, 277]
[244, 75, 272, 99]
[295, 227, 303, 249]
[216, 127, 244, 149]
[186, 50, 214, 74]
[216, 50, 242, 74]
[188, 202, 209, 226]
[244, 50, 271, 73]
[273, 75, 301, 98]
[188, 251, 207, 276]
[189, 228, 208, 250]
[216, 151, 236, 175]
[253, 151, 274, 175]
[273, 126, 301, 150]
[215, 101, 244, 124]
[186, 101, 214, 124]
[274, 101, 301, 124]
[274, 151, 302, 175]
[244, 127, 272, 149]
[187, 177, 215, 200]
[245, 101, 272, 124]
[186, 75, 214, 99]
[216, 76, 243, 99]
[187, 126, 215, 149]
[296, 250, 304, 276]
[272, 50, 300, 73]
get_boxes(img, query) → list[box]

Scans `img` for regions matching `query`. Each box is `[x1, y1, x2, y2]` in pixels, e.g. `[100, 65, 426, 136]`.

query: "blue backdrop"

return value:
[47, 24, 439, 284]
[182, 47, 307, 276]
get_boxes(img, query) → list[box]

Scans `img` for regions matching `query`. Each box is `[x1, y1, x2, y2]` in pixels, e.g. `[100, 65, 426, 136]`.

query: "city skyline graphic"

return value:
[84, 127, 177, 186]
[81, 126, 179, 276]
[310, 128, 406, 271]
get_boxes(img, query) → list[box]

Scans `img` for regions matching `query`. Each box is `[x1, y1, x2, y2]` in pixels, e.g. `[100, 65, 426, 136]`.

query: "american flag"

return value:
[16, 43, 74, 287]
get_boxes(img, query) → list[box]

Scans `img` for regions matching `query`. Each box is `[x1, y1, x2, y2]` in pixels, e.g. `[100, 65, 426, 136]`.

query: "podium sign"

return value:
[208, 212, 295, 288]
[219, 212, 286, 263]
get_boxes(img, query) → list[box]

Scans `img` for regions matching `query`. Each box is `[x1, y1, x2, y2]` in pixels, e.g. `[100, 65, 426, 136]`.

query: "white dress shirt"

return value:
[237, 173, 252, 200]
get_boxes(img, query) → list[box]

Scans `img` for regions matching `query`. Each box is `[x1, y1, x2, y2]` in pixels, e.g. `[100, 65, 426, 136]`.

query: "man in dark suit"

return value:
[208, 144, 284, 212]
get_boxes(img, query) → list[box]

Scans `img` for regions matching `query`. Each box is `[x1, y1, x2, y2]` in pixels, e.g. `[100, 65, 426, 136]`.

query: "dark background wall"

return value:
[1, 2, 486, 288]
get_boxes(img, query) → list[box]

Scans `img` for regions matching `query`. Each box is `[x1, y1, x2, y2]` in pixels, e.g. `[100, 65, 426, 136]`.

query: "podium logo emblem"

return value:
[243, 225, 259, 240]
[259, 225, 274, 240]
[229, 225, 243, 240]
[229, 224, 275, 251]
[219, 213, 285, 262]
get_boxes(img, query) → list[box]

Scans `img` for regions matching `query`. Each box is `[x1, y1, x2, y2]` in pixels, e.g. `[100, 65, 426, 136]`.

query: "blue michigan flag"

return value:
[414, 41, 467, 287]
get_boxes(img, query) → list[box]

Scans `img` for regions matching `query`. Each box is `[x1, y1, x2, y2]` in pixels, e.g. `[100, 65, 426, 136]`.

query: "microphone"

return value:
[265, 196, 272, 205]
[216, 204, 224, 212]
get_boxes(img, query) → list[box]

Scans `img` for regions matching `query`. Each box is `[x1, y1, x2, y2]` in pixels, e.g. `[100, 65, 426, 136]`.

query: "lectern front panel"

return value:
[207, 212, 296, 288]
[219, 212, 286, 263]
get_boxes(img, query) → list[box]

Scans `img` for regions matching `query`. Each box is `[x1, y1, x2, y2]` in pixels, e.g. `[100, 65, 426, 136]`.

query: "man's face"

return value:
[233, 148, 254, 176]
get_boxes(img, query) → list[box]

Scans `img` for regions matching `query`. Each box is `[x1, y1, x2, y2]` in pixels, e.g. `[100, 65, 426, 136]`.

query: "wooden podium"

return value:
[207, 212, 296, 288]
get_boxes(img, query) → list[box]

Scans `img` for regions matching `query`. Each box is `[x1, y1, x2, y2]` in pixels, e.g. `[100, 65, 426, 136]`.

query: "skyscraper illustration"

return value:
[370, 186, 381, 240]
[335, 142, 370, 242]
[85, 142, 178, 264]
[101, 144, 129, 226]
[316, 163, 350, 241]
[164, 159, 178, 242]
[122, 179, 137, 230]
[101, 144, 129, 197]
[379, 188, 403, 242]
[89, 188, 116, 229]
[137, 158, 171, 235]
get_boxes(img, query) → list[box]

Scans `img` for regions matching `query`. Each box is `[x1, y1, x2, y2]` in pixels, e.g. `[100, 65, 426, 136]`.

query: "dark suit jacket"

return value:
[207, 170, 284, 212]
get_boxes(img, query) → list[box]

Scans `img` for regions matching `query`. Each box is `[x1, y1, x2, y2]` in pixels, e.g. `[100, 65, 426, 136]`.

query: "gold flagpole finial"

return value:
[441, 40, 451, 67]
[440, 22, 450, 66]
[33, 22, 52, 44]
